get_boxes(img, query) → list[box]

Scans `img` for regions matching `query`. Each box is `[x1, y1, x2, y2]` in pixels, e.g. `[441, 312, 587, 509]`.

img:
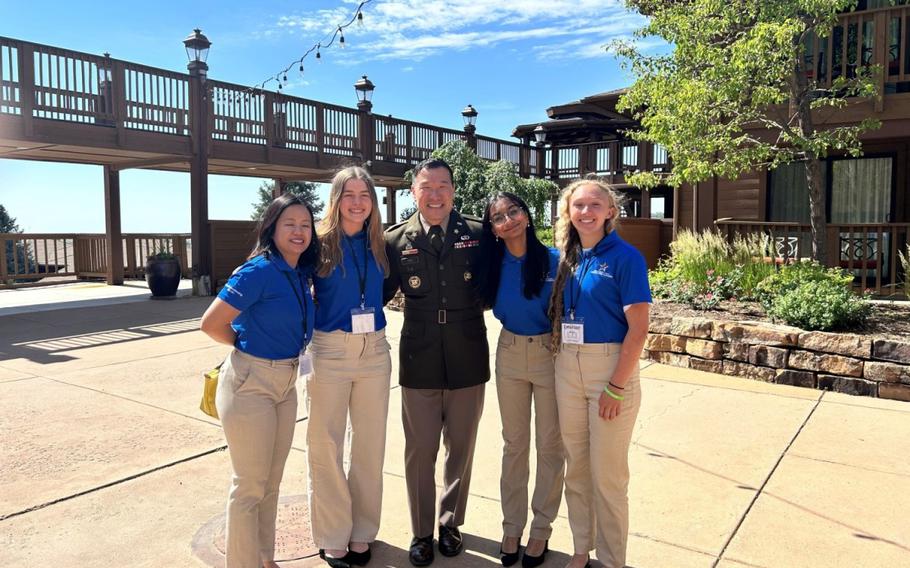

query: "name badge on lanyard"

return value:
[561, 316, 585, 345]
[351, 306, 376, 334]
[298, 350, 313, 376]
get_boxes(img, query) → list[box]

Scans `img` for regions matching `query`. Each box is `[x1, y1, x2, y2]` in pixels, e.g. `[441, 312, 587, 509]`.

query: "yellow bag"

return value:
[200, 364, 221, 419]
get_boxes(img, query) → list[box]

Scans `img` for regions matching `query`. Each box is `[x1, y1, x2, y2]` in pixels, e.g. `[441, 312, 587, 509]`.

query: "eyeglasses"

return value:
[490, 205, 525, 226]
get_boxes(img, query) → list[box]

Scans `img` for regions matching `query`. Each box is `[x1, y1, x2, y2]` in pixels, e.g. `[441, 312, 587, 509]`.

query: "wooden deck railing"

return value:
[0, 233, 191, 287]
[714, 220, 910, 296]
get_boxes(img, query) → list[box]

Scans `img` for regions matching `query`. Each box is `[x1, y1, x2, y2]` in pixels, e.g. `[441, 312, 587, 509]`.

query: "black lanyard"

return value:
[282, 269, 309, 346]
[344, 234, 369, 309]
[566, 252, 596, 320]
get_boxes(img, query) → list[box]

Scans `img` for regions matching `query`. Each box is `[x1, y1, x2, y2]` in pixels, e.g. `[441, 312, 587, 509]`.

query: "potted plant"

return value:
[146, 251, 181, 298]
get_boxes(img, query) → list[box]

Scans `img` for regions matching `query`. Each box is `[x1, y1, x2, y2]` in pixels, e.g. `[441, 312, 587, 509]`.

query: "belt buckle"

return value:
[438, 309, 447, 324]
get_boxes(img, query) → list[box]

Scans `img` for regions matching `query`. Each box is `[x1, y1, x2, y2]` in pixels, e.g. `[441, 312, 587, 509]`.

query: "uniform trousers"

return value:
[401, 383, 485, 538]
[305, 328, 392, 550]
[555, 342, 641, 568]
[495, 329, 564, 540]
[216, 349, 299, 568]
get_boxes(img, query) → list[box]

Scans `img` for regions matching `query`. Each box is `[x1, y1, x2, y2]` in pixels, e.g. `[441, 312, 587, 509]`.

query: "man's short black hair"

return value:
[412, 158, 454, 183]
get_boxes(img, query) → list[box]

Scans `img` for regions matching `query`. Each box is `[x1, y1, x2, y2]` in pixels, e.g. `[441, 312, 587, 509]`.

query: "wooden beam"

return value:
[112, 156, 187, 171]
[103, 165, 124, 285]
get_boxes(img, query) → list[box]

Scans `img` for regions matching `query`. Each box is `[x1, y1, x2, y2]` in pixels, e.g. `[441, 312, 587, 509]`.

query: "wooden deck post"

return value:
[103, 165, 124, 285]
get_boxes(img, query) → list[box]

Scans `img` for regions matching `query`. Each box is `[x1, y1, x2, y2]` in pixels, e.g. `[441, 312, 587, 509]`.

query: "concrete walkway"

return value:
[0, 293, 908, 567]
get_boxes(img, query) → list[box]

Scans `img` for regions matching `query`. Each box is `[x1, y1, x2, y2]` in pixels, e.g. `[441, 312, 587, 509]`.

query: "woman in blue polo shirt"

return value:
[200, 193, 319, 568]
[481, 192, 564, 568]
[548, 179, 651, 568]
[307, 166, 391, 568]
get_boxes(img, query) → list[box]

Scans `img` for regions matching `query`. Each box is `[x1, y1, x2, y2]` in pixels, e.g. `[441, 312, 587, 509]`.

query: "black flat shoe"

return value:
[346, 545, 371, 566]
[520, 540, 548, 568]
[318, 549, 352, 568]
[499, 544, 520, 567]
[437, 525, 464, 557]
[409, 535, 435, 567]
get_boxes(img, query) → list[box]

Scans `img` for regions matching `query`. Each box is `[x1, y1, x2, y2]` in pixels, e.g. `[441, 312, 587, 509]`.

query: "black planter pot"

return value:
[146, 258, 181, 297]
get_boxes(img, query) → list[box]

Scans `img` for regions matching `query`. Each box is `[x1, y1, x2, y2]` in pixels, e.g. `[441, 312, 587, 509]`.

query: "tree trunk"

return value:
[790, 42, 828, 265]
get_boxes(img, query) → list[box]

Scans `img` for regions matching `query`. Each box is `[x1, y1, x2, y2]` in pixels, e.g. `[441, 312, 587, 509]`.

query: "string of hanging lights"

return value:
[229, 0, 374, 101]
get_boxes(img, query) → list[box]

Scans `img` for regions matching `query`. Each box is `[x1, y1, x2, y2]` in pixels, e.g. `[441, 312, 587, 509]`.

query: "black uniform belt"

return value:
[405, 307, 483, 324]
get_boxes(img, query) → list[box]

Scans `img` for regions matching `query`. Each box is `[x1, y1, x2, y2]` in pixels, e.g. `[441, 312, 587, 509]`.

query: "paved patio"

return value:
[0, 287, 908, 567]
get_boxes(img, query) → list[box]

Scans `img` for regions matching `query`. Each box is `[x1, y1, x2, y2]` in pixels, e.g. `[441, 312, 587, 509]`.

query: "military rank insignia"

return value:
[463, 271, 472, 281]
[408, 276, 422, 288]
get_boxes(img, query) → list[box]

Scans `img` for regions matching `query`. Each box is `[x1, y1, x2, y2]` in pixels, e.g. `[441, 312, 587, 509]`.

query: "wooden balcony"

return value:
[533, 140, 670, 187]
[714, 220, 910, 296]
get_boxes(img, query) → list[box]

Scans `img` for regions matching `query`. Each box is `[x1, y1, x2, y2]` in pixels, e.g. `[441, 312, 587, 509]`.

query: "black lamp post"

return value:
[354, 75, 375, 112]
[533, 124, 547, 146]
[461, 104, 478, 135]
[185, 28, 212, 295]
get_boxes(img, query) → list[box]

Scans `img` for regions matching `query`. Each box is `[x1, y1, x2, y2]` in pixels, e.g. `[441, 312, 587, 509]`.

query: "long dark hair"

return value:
[250, 193, 320, 270]
[481, 192, 551, 306]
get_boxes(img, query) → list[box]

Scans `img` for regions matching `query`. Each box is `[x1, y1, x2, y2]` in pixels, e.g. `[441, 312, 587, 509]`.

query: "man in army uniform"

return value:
[383, 158, 490, 566]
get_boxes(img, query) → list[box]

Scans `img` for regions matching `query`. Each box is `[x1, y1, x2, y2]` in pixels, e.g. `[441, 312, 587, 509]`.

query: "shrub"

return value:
[535, 226, 554, 247]
[900, 243, 909, 297]
[754, 261, 853, 312]
[767, 279, 871, 331]
[730, 232, 777, 300]
[669, 229, 733, 283]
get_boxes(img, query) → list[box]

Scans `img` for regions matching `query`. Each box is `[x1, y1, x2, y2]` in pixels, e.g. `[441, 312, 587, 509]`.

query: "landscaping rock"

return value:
[714, 321, 800, 346]
[723, 360, 776, 382]
[689, 358, 724, 374]
[749, 345, 789, 368]
[724, 342, 750, 362]
[649, 317, 673, 334]
[649, 351, 690, 368]
[774, 369, 816, 388]
[685, 338, 724, 359]
[878, 382, 910, 402]
[872, 339, 910, 365]
[669, 316, 713, 339]
[863, 361, 910, 384]
[645, 333, 687, 353]
[788, 350, 864, 377]
[817, 375, 878, 397]
[798, 331, 872, 358]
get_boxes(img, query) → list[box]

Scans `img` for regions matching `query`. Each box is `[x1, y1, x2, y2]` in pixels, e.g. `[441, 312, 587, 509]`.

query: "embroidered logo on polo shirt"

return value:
[591, 262, 613, 278]
[224, 284, 243, 297]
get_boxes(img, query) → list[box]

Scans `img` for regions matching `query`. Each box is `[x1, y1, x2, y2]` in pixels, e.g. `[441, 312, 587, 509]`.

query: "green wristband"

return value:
[604, 386, 624, 401]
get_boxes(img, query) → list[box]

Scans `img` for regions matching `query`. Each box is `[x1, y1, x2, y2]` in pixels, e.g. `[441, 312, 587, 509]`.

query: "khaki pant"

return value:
[495, 329, 564, 540]
[555, 343, 641, 568]
[305, 329, 392, 549]
[402, 384, 485, 538]
[216, 349, 299, 568]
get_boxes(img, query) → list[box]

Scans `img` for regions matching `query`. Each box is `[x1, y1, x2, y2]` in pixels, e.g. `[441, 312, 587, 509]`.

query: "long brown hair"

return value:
[316, 166, 389, 278]
[548, 177, 624, 351]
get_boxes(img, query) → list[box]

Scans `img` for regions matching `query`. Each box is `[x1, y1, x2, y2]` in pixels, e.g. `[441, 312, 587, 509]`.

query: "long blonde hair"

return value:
[548, 177, 624, 351]
[316, 166, 389, 278]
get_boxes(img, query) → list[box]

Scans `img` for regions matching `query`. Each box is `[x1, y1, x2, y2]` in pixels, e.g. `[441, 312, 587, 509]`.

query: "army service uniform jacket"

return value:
[383, 211, 491, 390]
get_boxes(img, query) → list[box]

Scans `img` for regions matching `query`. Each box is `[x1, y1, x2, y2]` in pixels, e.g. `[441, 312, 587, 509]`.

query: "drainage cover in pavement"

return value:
[192, 494, 318, 565]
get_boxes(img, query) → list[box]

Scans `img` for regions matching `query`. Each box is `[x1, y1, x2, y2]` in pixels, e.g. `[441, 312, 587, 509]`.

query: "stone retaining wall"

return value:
[643, 316, 910, 402]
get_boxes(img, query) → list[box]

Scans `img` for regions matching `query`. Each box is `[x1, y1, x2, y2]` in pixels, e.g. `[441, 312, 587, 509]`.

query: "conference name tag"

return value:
[298, 350, 313, 376]
[351, 307, 376, 334]
[561, 317, 585, 345]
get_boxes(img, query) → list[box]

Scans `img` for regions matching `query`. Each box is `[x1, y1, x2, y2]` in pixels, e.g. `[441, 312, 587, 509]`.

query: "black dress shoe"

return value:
[346, 545, 371, 566]
[437, 525, 464, 557]
[520, 540, 548, 568]
[318, 549, 352, 568]
[409, 535, 435, 566]
[499, 545, 520, 566]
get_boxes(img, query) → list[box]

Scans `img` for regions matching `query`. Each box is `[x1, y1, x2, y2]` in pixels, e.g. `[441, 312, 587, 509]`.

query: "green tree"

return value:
[251, 181, 324, 220]
[401, 140, 558, 224]
[615, 0, 884, 263]
[0, 204, 35, 281]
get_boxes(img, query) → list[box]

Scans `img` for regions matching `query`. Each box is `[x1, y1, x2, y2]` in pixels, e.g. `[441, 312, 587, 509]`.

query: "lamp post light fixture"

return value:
[533, 124, 547, 146]
[461, 104, 478, 134]
[184, 28, 211, 78]
[354, 75, 375, 112]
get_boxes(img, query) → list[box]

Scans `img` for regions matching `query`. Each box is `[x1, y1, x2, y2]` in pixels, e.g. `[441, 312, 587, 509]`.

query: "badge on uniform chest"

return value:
[401, 247, 419, 256]
[408, 275, 422, 288]
[453, 239, 478, 250]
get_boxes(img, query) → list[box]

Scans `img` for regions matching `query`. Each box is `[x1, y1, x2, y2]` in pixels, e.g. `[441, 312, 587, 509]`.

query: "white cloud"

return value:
[261, 0, 652, 63]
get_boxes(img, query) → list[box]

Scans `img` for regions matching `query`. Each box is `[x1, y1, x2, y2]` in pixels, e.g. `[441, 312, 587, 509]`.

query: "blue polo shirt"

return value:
[563, 231, 651, 343]
[218, 253, 315, 359]
[313, 231, 387, 332]
[493, 247, 559, 335]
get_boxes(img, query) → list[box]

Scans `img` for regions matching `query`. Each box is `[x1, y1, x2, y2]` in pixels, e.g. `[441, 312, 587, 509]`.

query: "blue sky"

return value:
[1, 0, 652, 232]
